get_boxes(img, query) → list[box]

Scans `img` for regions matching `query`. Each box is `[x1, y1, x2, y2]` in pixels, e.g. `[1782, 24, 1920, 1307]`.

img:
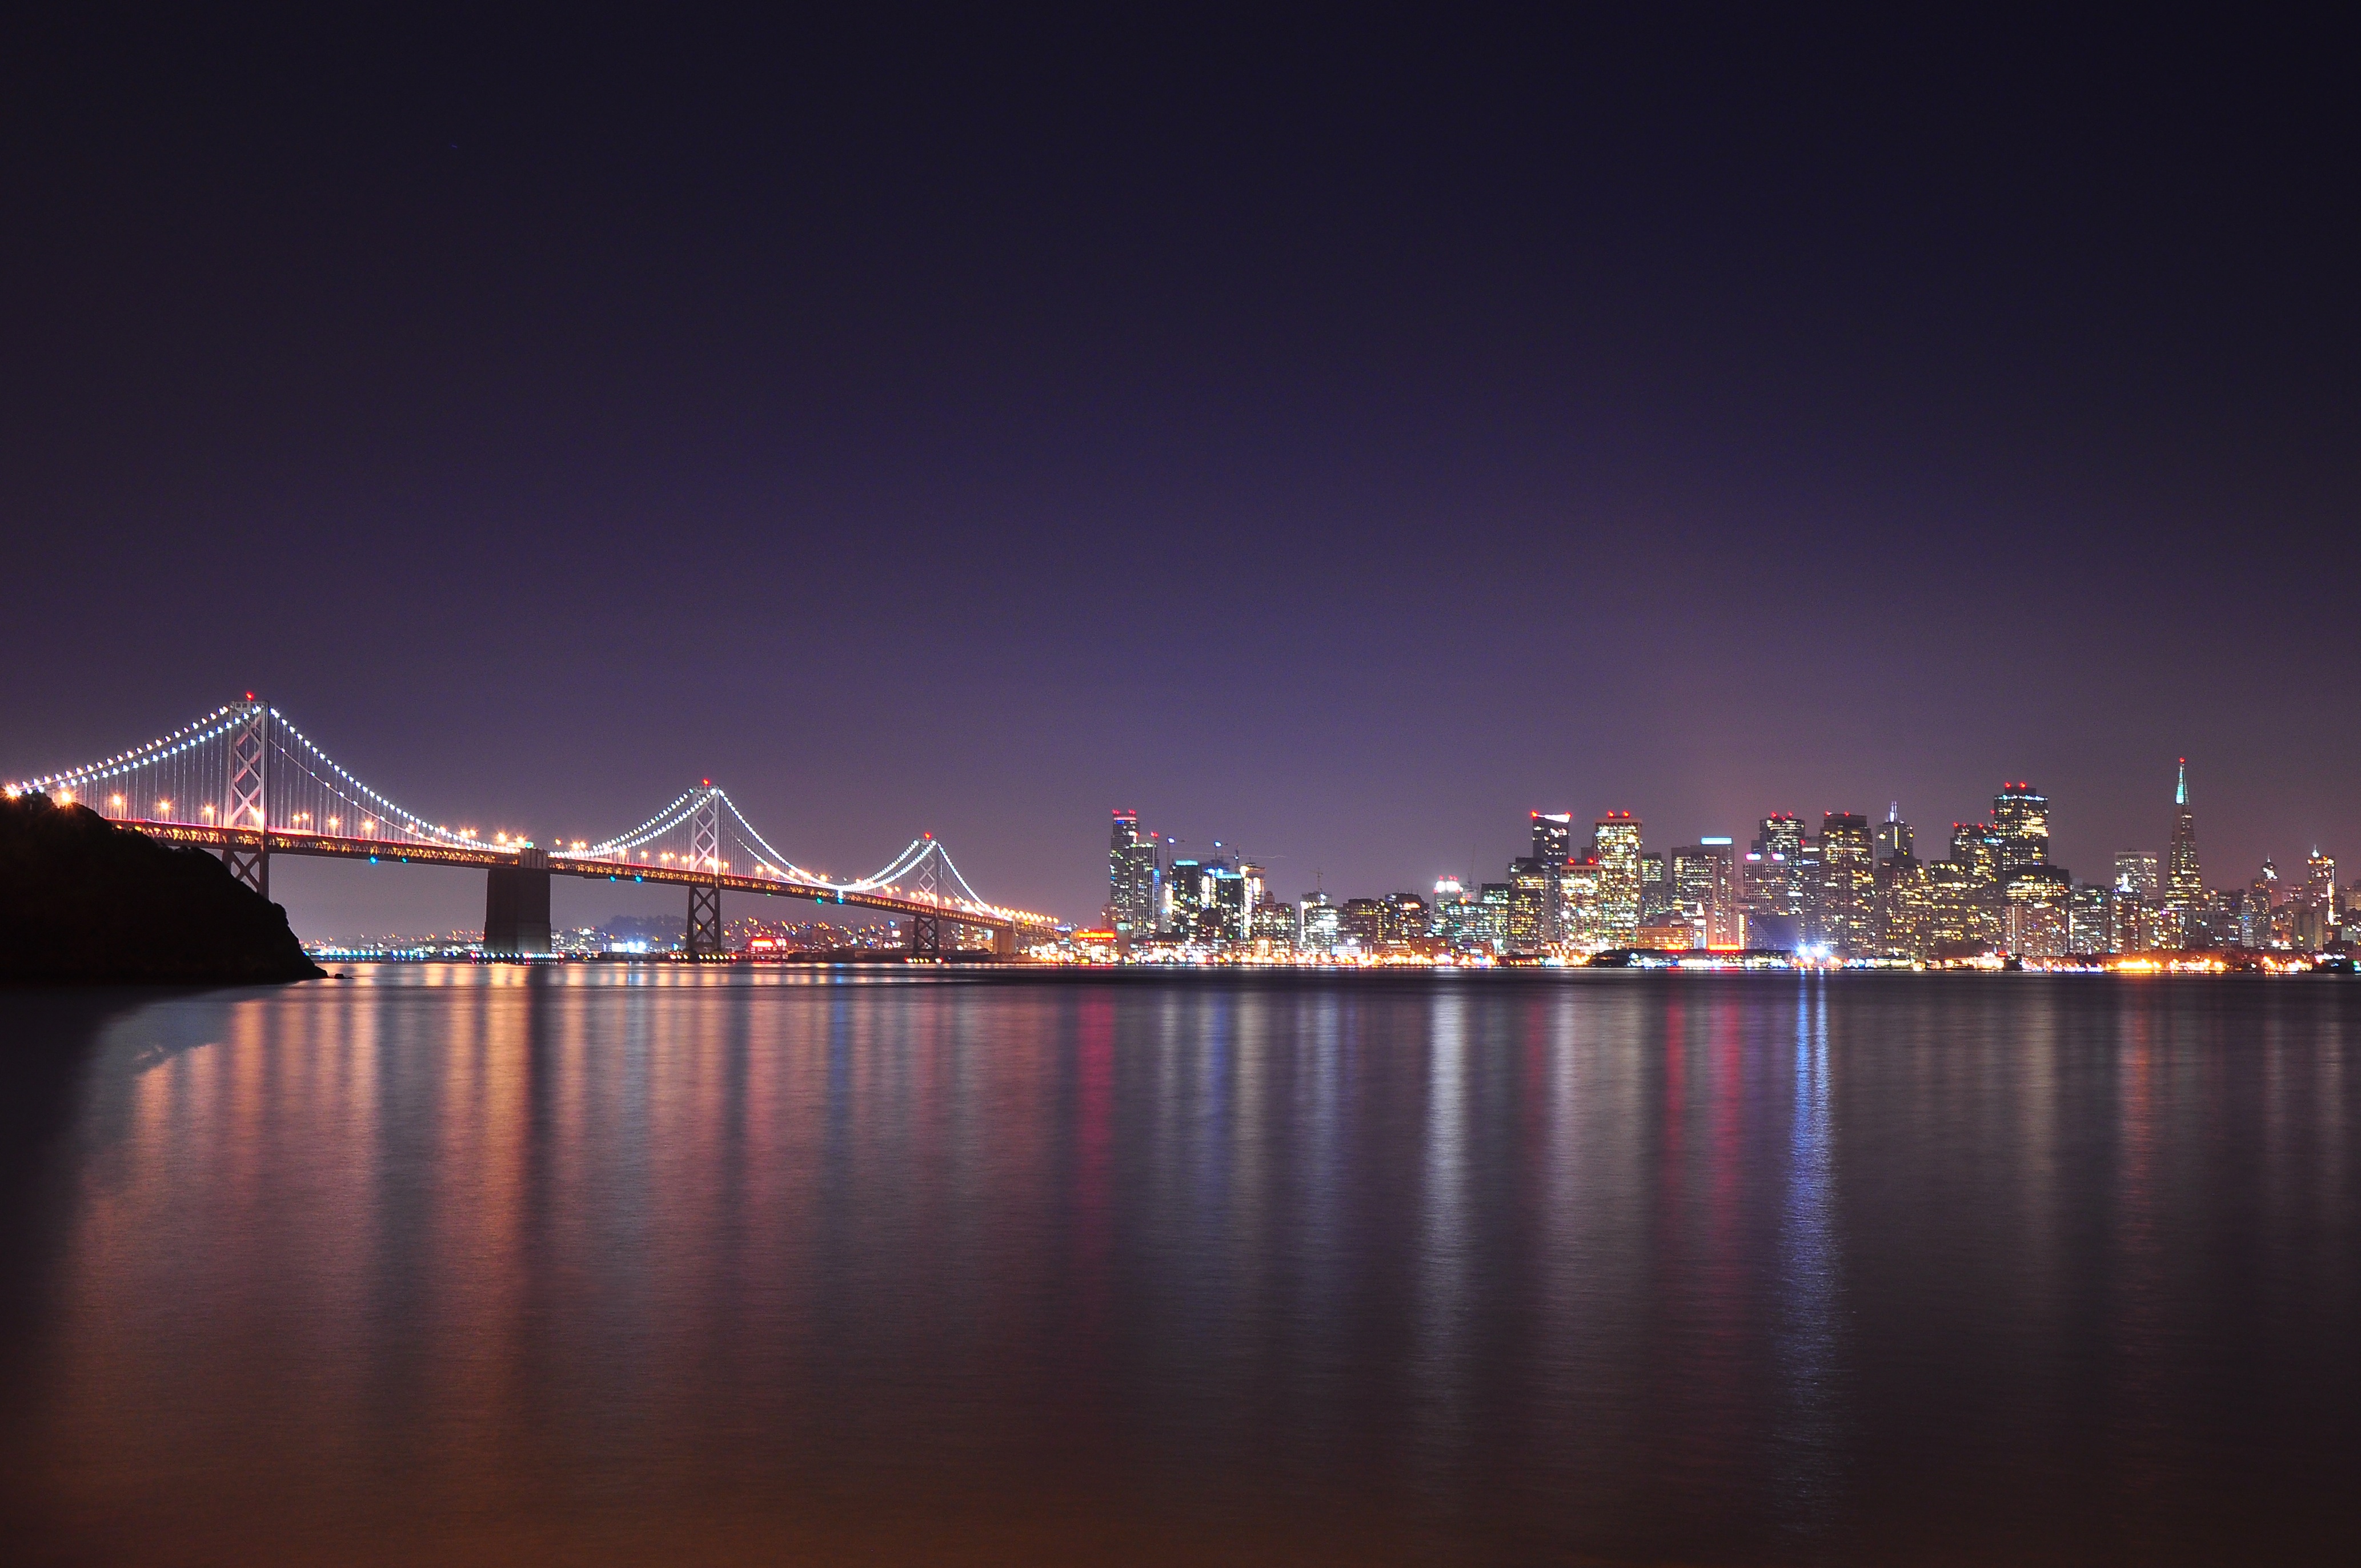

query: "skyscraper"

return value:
[1529, 812, 1571, 945]
[1594, 813, 1644, 947]
[2114, 851, 2160, 903]
[1163, 857, 1202, 936]
[1107, 811, 1160, 934]
[1671, 839, 1739, 949]
[1507, 858, 1554, 952]
[1743, 813, 1805, 948]
[2165, 759, 2204, 912]
[1817, 812, 1876, 956]
[1875, 804, 1913, 866]
[1558, 855, 1605, 951]
[1991, 783, 2049, 868]
[1530, 812, 1572, 863]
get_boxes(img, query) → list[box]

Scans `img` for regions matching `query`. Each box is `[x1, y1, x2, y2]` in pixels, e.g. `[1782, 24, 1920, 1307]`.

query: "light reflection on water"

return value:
[1, 967, 2358, 1565]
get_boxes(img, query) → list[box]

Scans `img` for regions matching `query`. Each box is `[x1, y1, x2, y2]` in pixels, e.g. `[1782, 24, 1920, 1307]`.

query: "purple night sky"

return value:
[5, 15, 2355, 935]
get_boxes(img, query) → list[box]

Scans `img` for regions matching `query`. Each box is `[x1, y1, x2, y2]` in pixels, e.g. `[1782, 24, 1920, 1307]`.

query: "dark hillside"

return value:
[0, 795, 322, 983]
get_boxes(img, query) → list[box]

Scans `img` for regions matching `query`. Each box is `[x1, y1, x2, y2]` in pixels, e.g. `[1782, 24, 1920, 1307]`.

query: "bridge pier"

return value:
[484, 849, 551, 955]
[993, 925, 1016, 959]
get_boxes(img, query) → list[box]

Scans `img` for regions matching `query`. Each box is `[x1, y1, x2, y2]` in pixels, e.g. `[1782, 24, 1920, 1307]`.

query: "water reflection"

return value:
[1775, 976, 1842, 1537]
[1, 968, 2358, 1565]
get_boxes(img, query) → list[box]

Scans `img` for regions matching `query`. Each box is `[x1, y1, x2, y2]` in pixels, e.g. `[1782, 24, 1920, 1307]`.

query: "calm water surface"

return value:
[2, 967, 2358, 1565]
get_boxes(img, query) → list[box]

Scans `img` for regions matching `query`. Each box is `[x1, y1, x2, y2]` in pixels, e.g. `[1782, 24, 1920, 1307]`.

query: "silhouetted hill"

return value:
[0, 795, 322, 984]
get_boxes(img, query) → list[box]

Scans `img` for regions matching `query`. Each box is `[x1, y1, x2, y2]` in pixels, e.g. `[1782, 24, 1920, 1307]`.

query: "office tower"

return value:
[1950, 822, 2002, 884]
[2115, 851, 2161, 903]
[1508, 858, 1554, 952]
[1300, 897, 1342, 953]
[2292, 853, 2335, 950]
[1437, 883, 1484, 952]
[1205, 865, 1249, 942]
[1164, 857, 1203, 935]
[2238, 875, 2274, 949]
[1640, 851, 1675, 920]
[1878, 844, 1930, 959]
[1747, 814, 1805, 917]
[1385, 892, 1430, 947]
[1798, 833, 1827, 944]
[1529, 813, 1571, 943]
[1992, 783, 2050, 868]
[1671, 840, 1739, 949]
[1249, 900, 1297, 947]
[1595, 813, 1644, 947]
[2165, 759, 2204, 911]
[1530, 812, 1573, 863]
[1108, 811, 1160, 934]
[1875, 804, 1913, 866]
[2108, 887, 2150, 952]
[2000, 865, 2072, 957]
[1817, 813, 1875, 956]
[1431, 876, 1466, 940]
[1340, 898, 1387, 949]
[1476, 883, 1513, 951]
[1558, 855, 1605, 951]
[2069, 883, 2113, 954]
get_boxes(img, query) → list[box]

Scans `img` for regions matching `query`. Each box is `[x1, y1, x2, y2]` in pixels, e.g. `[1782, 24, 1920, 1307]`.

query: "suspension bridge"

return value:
[4, 699, 1056, 958]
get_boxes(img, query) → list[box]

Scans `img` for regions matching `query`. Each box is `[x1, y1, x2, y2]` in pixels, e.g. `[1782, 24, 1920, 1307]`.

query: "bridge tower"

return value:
[223, 699, 269, 897]
[907, 837, 943, 960]
[685, 787, 724, 957]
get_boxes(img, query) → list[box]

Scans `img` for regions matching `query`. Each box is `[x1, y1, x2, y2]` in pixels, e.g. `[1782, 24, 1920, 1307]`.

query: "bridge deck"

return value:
[123, 821, 1039, 934]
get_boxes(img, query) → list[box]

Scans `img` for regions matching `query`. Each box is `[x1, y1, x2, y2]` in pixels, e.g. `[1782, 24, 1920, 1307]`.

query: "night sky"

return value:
[5, 15, 2355, 933]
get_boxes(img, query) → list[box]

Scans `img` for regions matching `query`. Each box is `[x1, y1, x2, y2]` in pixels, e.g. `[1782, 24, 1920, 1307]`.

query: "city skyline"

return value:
[1105, 760, 2351, 962]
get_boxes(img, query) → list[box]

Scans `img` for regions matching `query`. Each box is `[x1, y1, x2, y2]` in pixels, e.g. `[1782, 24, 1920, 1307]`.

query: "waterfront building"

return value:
[1108, 811, 1161, 935]
[1992, 782, 2050, 868]
[1300, 899, 1342, 953]
[1595, 813, 1644, 947]
[1818, 812, 1876, 956]
[1634, 909, 1697, 951]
